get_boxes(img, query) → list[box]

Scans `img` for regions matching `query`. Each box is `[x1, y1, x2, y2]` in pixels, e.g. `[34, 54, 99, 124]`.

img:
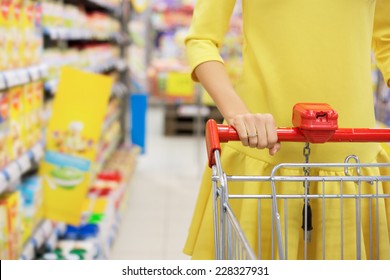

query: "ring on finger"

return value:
[247, 133, 258, 138]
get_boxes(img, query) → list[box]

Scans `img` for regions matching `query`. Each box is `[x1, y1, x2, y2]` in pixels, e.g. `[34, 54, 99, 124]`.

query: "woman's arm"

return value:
[194, 61, 280, 155]
[185, 0, 279, 154]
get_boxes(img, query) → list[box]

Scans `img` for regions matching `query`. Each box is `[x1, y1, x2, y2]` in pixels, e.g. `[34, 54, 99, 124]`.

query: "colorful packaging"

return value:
[8, 86, 25, 160]
[21, 0, 35, 67]
[19, 176, 43, 245]
[23, 82, 34, 149]
[10, 0, 24, 68]
[2, 191, 23, 259]
[0, 92, 10, 168]
[2, 0, 12, 70]
[0, 201, 8, 259]
[40, 67, 113, 225]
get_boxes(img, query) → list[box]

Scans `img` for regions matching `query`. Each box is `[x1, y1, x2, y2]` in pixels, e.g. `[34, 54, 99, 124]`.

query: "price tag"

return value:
[28, 66, 41, 81]
[18, 154, 32, 173]
[17, 69, 29, 84]
[41, 220, 53, 238]
[0, 173, 7, 194]
[0, 74, 6, 90]
[33, 228, 45, 249]
[45, 79, 58, 94]
[5, 162, 22, 182]
[31, 144, 45, 162]
[45, 231, 58, 251]
[20, 242, 35, 260]
[4, 71, 19, 88]
[40, 64, 49, 78]
[48, 27, 57, 40]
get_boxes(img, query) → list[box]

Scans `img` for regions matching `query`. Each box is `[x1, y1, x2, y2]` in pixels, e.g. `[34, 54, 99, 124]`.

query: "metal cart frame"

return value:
[206, 103, 390, 260]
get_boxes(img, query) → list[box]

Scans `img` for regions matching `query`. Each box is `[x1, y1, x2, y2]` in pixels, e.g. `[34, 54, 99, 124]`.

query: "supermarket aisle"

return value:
[110, 104, 207, 259]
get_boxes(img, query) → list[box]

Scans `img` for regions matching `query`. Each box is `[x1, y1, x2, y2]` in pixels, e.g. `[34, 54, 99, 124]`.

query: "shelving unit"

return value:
[0, 0, 139, 260]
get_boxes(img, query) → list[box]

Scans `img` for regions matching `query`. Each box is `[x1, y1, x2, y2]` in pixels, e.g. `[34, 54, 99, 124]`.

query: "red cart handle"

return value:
[206, 103, 390, 167]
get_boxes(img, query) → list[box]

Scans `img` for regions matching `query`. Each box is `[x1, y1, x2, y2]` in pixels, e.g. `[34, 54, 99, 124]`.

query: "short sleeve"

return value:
[372, 0, 390, 87]
[185, 0, 237, 81]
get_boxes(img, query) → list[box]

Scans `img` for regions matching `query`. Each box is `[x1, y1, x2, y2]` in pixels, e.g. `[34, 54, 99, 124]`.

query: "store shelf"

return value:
[64, 0, 120, 13]
[19, 220, 67, 260]
[0, 142, 45, 195]
[0, 64, 48, 90]
[43, 27, 116, 42]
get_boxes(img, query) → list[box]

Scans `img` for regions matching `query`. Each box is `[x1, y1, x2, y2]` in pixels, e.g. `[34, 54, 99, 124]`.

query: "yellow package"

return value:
[40, 67, 113, 225]
[10, 0, 24, 69]
[0, 0, 7, 70]
[2, 0, 12, 70]
[0, 200, 8, 259]
[0, 91, 10, 168]
[32, 80, 43, 143]
[8, 86, 25, 160]
[3, 192, 22, 259]
[23, 83, 34, 149]
[21, 0, 34, 67]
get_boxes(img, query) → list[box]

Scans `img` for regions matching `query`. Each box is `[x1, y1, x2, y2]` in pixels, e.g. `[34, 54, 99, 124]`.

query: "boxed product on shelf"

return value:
[0, 201, 8, 259]
[18, 176, 44, 245]
[0, 92, 10, 168]
[0, 191, 23, 259]
[0, 0, 41, 70]
[8, 86, 25, 160]
[42, 1, 120, 40]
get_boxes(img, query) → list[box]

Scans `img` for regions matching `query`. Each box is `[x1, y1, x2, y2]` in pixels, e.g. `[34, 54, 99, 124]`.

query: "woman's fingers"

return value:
[229, 113, 281, 155]
[232, 115, 250, 146]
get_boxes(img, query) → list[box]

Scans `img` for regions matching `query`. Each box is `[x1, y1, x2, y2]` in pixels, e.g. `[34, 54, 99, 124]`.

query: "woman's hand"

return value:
[227, 113, 281, 156]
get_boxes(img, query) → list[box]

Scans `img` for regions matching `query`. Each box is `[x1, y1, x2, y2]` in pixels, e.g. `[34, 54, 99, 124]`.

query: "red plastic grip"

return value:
[206, 103, 390, 167]
[206, 123, 390, 167]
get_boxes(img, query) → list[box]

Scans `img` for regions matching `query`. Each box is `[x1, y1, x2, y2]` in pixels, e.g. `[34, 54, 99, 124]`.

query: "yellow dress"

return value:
[184, 0, 390, 259]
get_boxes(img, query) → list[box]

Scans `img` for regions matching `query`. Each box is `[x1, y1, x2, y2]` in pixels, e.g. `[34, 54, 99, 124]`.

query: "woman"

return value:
[183, 0, 390, 260]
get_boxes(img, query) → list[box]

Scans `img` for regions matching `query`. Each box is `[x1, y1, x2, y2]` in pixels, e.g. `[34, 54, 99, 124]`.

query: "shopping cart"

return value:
[206, 103, 390, 260]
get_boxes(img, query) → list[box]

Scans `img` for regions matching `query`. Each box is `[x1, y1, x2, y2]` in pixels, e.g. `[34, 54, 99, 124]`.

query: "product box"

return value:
[32, 0, 42, 65]
[41, 67, 113, 226]
[0, 92, 10, 168]
[8, 86, 25, 160]
[19, 176, 43, 245]
[10, 0, 24, 69]
[21, 0, 35, 67]
[23, 83, 35, 149]
[0, 200, 9, 259]
[1, 191, 23, 259]
[2, 0, 12, 70]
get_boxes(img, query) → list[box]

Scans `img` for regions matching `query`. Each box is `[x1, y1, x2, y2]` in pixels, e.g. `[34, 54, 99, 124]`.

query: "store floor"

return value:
[110, 103, 207, 259]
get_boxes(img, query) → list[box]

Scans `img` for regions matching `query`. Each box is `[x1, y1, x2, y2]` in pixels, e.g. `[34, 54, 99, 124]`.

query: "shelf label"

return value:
[41, 220, 53, 238]
[5, 162, 22, 182]
[0, 173, 7, 194]
[31, 144, 44, 162]
[16, 69, 29, 84]
[28, 66, 41, 81]
[20, 242, 35, 260]
[4, 71, 20, 88]
[0, 74, 6, 90]
[32, 228, 45, 249]
[18, 154, 32, 172]
[39, 64, 49, 78]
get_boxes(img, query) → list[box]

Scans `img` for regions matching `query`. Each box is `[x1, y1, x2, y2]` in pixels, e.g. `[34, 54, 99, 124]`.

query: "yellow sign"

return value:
[40, 67, 113, 225]
[165, 72, 194, 98]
